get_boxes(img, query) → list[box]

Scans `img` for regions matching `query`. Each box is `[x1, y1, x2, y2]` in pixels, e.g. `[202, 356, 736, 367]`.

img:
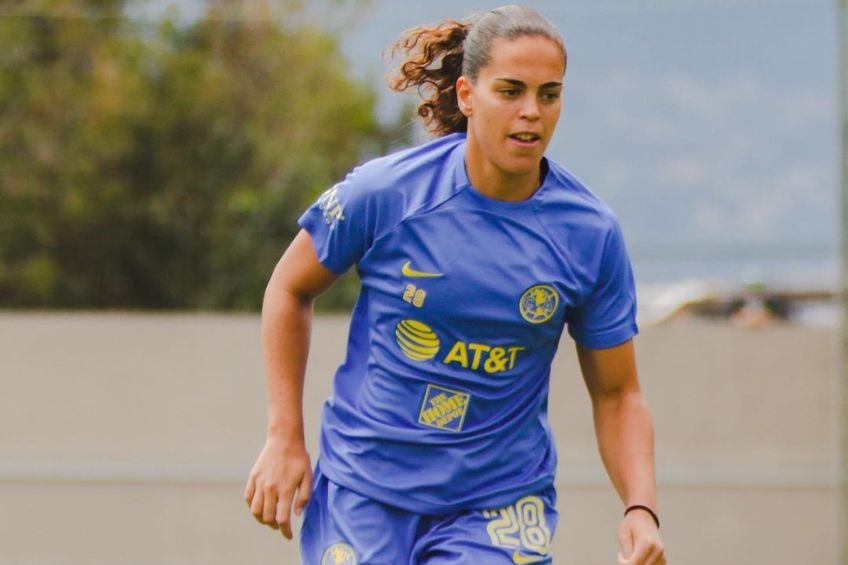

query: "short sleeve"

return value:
[297, 166, 379, 275]
[566, 221, 639, 349]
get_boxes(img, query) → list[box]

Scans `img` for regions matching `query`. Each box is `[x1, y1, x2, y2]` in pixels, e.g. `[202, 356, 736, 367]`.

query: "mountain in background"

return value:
[135, 0, 838, 286]
[343, 0, 837, 285]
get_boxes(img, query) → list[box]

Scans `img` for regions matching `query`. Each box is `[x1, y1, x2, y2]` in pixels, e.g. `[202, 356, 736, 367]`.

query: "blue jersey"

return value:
[298, 133, 637, 515]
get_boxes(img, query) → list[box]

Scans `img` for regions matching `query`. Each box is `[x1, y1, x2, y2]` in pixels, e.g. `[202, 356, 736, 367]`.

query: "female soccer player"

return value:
[245, 5, 664, 564]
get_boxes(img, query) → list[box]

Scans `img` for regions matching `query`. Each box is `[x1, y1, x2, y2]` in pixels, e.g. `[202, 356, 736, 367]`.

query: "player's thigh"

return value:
[300, 469, 420, 565]
[416, 489, 559, 565]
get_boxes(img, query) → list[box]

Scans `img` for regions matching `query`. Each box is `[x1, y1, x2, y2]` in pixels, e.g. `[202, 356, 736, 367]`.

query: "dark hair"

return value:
[389, 5, 566, 137]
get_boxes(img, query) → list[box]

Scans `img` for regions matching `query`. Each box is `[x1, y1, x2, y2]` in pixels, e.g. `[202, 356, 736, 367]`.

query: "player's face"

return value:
[457, 35, 565, 198]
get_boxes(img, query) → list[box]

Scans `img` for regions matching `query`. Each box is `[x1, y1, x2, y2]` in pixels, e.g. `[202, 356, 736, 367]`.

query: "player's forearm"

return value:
[592, 390, 657, 510]
[260, 272, 313, 444]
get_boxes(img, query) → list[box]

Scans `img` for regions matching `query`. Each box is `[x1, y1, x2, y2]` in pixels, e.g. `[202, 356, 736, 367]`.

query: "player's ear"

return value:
[456, 76, 473, 118]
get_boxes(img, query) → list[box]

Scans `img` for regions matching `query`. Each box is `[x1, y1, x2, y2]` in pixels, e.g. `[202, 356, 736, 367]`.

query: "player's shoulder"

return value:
[347, 133, 463, 192]
[539, 158, 620, 230]
[332, 133, 465, 216]
[378, 131, 466, 171]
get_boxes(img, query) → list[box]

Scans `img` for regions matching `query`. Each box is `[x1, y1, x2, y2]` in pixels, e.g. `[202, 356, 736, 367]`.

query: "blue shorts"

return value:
[300, 469, 558, 564]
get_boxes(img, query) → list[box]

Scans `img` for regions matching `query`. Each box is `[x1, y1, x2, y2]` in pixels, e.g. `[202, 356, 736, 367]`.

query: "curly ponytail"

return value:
[389, 19, 471, 137]
[388, 6, 566, 138]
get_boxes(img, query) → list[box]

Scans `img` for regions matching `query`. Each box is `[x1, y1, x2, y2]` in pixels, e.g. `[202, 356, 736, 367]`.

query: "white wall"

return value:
[0, 313, 838, 564]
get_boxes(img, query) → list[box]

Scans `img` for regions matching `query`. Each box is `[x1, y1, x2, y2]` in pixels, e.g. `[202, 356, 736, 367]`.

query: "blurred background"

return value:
[0, 0, 839, 563]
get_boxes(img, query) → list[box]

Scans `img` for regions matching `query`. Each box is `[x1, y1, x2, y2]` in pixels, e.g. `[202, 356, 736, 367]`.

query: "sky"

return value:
[341, 0, 838, 285]
[133, 0, 838, 285]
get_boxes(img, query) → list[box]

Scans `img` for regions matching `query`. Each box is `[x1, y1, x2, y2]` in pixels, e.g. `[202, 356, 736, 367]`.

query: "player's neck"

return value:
[464, 157, 541, 203]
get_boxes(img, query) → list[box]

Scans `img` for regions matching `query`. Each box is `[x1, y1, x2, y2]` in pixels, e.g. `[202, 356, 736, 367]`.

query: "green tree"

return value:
[0, 0, 409, 309]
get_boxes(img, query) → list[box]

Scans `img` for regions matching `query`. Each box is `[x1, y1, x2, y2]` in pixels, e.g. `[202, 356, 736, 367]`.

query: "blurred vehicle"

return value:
[638, 280, 836, 328]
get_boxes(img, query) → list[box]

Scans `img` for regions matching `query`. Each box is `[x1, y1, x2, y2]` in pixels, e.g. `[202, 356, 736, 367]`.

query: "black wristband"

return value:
[624, 505, 660, 529]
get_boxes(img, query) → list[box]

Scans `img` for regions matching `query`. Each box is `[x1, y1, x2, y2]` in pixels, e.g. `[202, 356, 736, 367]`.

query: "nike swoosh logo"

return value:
[512, 551, 548, 564]
[401, 261, 443, 278]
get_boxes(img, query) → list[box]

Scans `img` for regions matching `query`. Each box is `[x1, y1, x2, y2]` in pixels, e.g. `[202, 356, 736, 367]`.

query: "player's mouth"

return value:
[508, 132, 542, 148]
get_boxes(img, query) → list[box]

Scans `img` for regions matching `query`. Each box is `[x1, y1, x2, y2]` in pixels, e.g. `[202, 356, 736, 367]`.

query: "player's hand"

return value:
[617, 509, 665, 564]
[244, 436, 312, 540]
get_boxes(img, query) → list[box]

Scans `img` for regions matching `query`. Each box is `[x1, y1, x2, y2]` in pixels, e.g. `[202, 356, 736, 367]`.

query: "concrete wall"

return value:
[0, 313, 839, 564]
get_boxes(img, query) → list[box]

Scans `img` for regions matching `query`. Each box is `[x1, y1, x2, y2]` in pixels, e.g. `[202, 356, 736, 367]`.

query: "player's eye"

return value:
[540, 90, 561, 102]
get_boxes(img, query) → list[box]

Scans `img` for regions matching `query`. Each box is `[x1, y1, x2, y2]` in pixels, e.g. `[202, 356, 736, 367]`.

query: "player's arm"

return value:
[244, 229, 338, 540]
[576, 339, 665, 565]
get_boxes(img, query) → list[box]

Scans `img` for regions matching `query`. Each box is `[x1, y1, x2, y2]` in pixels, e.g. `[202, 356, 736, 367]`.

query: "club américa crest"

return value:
[519, 284, 559, 324]
[321, 542, 357, 565]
